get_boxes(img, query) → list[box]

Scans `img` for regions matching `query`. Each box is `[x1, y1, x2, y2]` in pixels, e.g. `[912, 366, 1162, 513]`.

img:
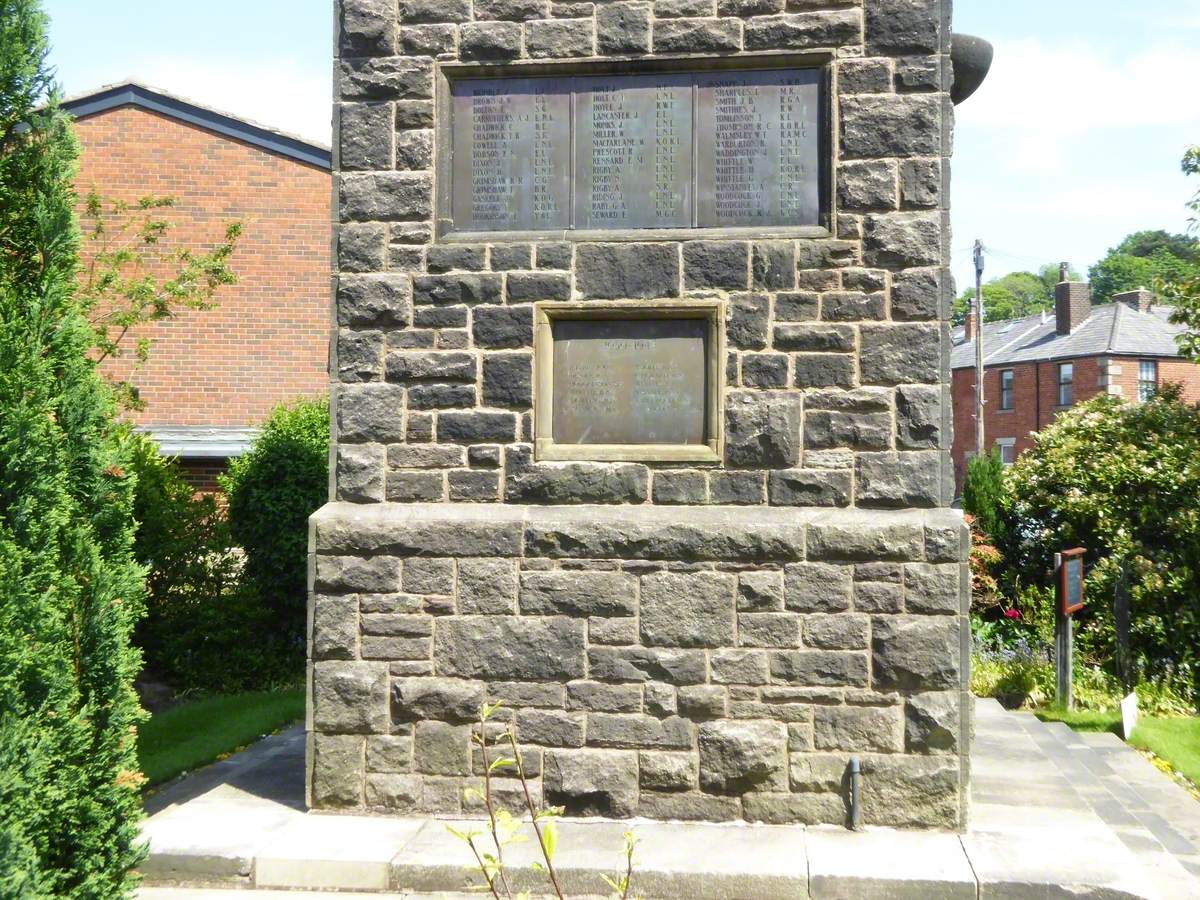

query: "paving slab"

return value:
[390, 818, 809, 899]
[137, 700, 1200, 898]
[805, 826, 973, 899]
[257, 814, 427, 891]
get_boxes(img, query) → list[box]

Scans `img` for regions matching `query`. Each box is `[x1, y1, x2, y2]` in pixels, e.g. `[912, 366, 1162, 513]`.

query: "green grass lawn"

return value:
[1034, 707, 1200, 788]
[1128, 717, 1200, 787]
[137, 689, 305, 787]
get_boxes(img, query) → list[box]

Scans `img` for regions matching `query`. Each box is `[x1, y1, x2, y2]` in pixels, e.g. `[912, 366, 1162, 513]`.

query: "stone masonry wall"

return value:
[318, 0, 970, 829]
[331, 0, 957, 508]
[309, 503, 970, 827]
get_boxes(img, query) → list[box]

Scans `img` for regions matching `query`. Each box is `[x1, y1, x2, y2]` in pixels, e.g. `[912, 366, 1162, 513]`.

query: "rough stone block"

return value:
[313, 661, 390, 733]
[803, 614, 869, 650]
[841, 94, 940, 159]
[473, 304, 533, 348]
[414, 721, 472, 775]
[768, 469, 851, 507]
[711, 649, 769, 685]
[434, 617, 586, 680]
[337, 444, 385, 504]
[683, 241, 750, 290]
[698, 720, 787, 794]
[457, 558, 518, 614]
[337, 384, 405, 443]
[653, 17, 741, 53]
[316, 555, 401, 594]
[313, 595, 359, 660]
[576, 243, 679, 299]
[519, 570, 637, 616]
[587, 712, 693, 749]
[738, 570, 783, 611]
[677, 684, 727, 718]
[460, 21, 523, 59]
[639, 751, 697, 791]
[526, 18, 594, 57]
[516, 708, 586, 746]
[864, 0, 939, 54]
[792, 353, 856, 388]
[652, 470, 708, 505]
[640, 571, 736, 648]
[905, 691, 961, 753]
[392, 677, 484, 723]
[741, 353, 789, 389]
[587, 646, 707, 685]
[505, 452, 649, 504]
[543, 749, 638, 817]
[596, 1, 651, 53]
[905, 562, 962, 614]
[566, 681, 641, 713]
[403, 557, 455, 595]
[724, 390, 801, 468]
[743, 9, 861, 51]
[367, 734, 413, 773]
[871, 616, 960, 691]
[770, 650, 869, 687]
[855, 451, 941, 508]
[773, 323, 855, 352]
[813, 704, 902, 752]
[738, 612, 801, 648]
[312, 734, 364, 807]
[863, 212, 942, 270]
[784, 563, 852, 612]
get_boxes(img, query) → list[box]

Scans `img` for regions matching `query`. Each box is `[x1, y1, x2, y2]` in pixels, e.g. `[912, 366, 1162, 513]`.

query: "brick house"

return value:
[64, 82, 332, 490]
[950, 279, 1200, 489]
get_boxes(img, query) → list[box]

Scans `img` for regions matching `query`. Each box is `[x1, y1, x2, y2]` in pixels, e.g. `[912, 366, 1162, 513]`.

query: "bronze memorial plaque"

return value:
[450, 77, 572, 232]
[552, 319, 708, 445]
[574, 74, 693, 230]
[695, 69, 821, 228]
[444, 67, 821, 234]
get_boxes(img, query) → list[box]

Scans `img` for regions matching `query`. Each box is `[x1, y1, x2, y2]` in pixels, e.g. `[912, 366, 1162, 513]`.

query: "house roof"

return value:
[61, 81, 331, 170]
[950, 302, 1187, 370]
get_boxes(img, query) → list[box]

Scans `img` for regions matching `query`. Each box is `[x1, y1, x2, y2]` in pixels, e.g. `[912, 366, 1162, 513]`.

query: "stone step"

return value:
[1006, 708, 1200, 894]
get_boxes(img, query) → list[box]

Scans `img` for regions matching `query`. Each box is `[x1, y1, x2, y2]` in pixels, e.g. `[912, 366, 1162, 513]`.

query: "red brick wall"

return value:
[1108, 356, 1200, 404]
[178, 458, 228, 494]
[74, 106, 331, 429]
[953, 355, 1132, 490]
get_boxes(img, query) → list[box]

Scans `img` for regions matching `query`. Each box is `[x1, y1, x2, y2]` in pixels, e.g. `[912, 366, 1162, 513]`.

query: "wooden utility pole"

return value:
[974, 240, 985, 458]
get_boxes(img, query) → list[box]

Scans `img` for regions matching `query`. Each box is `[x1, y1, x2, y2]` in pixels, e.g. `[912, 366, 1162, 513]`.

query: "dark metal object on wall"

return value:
[446, 68, 823, 235]
[951, 34, 994, 105]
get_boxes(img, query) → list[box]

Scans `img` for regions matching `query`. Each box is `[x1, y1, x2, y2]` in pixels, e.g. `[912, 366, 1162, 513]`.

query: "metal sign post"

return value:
[1055, 548, 1086, 710]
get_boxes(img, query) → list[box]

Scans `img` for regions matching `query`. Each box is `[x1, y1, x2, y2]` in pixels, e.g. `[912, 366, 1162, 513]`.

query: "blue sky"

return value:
[43, 1, 1200, 291]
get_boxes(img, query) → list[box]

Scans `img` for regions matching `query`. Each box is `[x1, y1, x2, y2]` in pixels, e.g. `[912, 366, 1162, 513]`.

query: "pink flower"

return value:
[1003, 608, 1022, 620]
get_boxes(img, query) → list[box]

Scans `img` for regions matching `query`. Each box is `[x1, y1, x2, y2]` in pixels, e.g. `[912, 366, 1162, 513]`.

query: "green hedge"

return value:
[0, 3, 145, 893]
[222, 398, 329, 653]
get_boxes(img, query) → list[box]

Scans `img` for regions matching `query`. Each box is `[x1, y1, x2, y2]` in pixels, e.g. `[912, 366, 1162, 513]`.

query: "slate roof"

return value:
[61, 81, 331, 170]
[950, 302, 1186, 370]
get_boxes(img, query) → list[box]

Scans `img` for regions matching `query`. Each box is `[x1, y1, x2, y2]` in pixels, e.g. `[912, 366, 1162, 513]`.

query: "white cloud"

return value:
[121, 56, 331, 145]
[956, 38, 1200, 175]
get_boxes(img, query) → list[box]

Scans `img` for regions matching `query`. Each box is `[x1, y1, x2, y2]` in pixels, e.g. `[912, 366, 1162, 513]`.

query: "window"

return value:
[1058, 363, 1074, 406]
[999, 369, 1015, 410]
[996, 438, 1016, 465]
[1139, 359, 1158, 402]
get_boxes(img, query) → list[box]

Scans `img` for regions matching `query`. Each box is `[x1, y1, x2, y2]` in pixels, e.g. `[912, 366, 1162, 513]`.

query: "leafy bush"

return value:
[222, 398, 329, 642]
[0, 3, 145, 893]
[962, 448, 1007, 546]
[1002, 387, 1200, 706]
[127, 434, 296, 692]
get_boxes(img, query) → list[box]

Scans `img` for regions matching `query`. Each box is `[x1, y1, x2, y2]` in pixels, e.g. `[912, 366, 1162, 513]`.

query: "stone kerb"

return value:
[321, 0, 968, 829]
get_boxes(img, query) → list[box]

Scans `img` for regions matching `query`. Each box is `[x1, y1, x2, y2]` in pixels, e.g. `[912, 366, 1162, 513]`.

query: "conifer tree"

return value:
[0, 1, 146, 895]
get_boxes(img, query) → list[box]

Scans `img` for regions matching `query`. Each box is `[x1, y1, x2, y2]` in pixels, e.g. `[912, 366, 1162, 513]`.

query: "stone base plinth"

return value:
[307, 502, 970, 829]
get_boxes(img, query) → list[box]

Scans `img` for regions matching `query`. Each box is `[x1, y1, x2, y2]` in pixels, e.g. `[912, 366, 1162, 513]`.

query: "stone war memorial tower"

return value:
[312, 0, 972, 829]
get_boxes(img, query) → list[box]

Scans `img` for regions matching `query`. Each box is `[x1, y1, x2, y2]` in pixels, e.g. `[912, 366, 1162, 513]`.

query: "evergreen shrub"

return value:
[0, 2, 146, 893]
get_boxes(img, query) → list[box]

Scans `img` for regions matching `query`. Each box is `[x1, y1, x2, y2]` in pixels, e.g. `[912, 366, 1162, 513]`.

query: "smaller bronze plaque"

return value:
[551, 318, 709, 446]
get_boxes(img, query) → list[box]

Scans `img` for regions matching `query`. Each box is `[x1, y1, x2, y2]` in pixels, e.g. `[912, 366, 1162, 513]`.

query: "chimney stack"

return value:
[965, 302, 977, 342]
[1055, 262, 1091, 335]
[1113, 288, 1154, 313]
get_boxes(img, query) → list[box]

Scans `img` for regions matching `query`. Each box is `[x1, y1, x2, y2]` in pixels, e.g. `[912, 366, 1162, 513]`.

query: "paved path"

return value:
[138, 699, 1200, 898]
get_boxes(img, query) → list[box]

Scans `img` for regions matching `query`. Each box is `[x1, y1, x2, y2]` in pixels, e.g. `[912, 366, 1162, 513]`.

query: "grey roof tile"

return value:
[950, 303, 1186, 369]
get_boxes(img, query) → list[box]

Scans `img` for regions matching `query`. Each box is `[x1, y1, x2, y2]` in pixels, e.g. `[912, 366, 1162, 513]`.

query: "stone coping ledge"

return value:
[310, 502, 967, 563]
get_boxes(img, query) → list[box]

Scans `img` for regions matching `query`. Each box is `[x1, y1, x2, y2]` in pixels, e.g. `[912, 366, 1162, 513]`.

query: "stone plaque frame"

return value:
[434, 53, 832, 242]
[533, 300, 725, 462]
